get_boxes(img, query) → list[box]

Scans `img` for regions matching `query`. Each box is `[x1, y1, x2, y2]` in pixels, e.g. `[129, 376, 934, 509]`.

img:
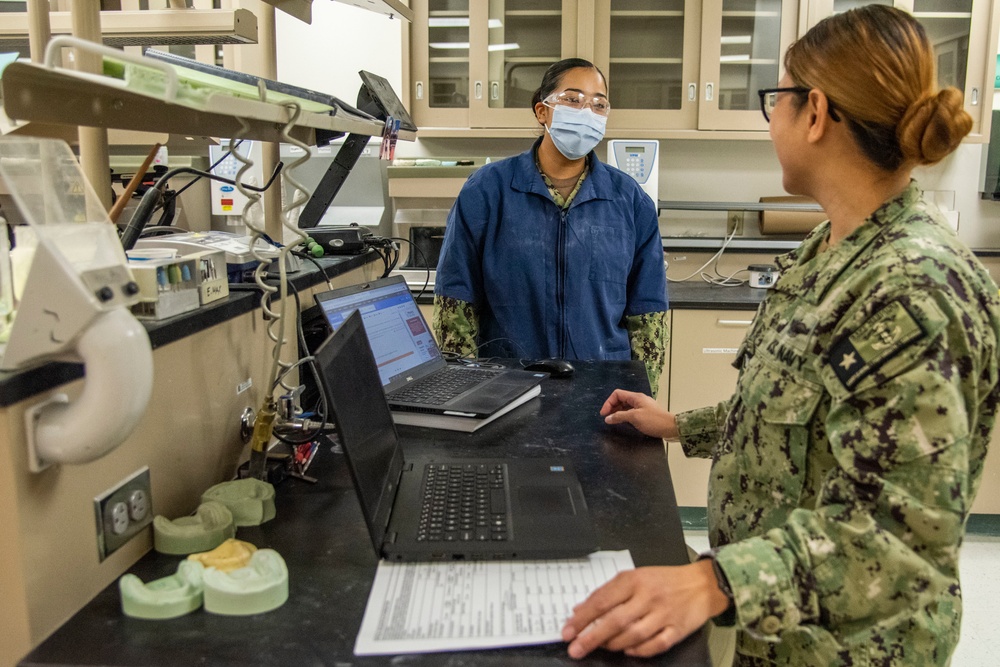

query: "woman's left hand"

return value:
[561, 560, 730, 659]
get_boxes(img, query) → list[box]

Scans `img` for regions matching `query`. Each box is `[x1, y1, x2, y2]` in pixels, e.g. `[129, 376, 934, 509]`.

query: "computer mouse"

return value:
[523, 358, 575, 378]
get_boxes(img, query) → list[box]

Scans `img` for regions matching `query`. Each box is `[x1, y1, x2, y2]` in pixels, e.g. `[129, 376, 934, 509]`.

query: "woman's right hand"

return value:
[600, 389, 679, 440]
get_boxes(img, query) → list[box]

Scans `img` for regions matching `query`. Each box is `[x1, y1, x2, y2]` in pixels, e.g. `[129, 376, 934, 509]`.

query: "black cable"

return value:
[389, 236, 432, 300]
[154, 162, 283, 194]
[292, 251, 334, 290]
[170, 139, 245, 199]
[371, 239, 394, 278]
[125, 141, 244, 236]
[120, 161, 284, 251]
[137, 225, 187, 237]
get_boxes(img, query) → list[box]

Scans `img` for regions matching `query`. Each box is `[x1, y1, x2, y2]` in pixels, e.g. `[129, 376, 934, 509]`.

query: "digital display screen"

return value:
[626, 146, 645, 153]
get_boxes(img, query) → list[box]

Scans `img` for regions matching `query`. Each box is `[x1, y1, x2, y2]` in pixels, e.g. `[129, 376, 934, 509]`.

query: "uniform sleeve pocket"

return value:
[738, 357, 824, 503]
[589, 226, 633, 284]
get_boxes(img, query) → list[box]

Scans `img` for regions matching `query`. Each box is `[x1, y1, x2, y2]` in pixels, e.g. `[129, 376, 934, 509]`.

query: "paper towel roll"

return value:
[758, 196, 827, 235]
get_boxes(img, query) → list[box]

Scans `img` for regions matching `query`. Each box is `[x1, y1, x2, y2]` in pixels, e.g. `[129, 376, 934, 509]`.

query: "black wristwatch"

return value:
[701, 554, 737, 626]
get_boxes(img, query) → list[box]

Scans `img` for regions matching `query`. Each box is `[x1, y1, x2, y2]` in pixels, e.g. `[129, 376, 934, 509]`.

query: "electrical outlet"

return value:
[726, 210, 745, 236]
[94, 467, 153, 561]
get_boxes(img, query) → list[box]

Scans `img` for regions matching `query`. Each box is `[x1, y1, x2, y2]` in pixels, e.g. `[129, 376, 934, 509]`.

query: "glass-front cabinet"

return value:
[596, 0, 701, 131]
[410, 0, 472, 128]
[697, 0, 800, 130]
[806, 0, 992, 137]
[409, 0, 572, 129]
[410, 0, 796, 132]
[476, 0, 570, 127]
[409, 0, 997, 136]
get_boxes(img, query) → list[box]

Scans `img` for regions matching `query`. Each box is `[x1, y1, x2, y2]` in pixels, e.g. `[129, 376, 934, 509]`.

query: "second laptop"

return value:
[314, 275, 545, 427]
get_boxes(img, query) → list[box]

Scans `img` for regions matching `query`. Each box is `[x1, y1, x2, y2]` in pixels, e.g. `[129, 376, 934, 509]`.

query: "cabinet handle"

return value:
[475, 81, 483, 99]
[716, 319, 752, 327]
[491, 81, 499, 100]
[415, 81, 423, 101]
[705, 82, 714, 102]
[971, 87, 979, 106]
[688, 83, 696, 102]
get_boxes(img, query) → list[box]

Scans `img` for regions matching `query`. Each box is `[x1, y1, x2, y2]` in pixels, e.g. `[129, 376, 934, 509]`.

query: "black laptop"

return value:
[315, 311, 599, 561]
[314, 275, 545, 420]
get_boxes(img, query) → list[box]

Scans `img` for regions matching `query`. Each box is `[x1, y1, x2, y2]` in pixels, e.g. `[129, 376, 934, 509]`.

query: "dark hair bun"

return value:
[898, 87, 972, 165]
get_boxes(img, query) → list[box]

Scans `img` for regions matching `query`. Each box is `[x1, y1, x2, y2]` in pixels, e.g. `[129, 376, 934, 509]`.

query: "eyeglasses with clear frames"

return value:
[543, 91, 611, 116]
[757, 87, 842, 123]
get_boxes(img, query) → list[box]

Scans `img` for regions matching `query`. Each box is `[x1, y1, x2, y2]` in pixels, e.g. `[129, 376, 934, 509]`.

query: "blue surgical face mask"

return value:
[545, 104, 608, 161]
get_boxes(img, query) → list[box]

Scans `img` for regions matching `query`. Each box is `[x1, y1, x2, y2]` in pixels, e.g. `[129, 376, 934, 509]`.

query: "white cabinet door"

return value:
[666, 309, 753, 507]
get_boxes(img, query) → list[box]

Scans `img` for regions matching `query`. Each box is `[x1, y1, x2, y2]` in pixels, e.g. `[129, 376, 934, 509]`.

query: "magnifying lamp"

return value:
[0, 137, 153, 472]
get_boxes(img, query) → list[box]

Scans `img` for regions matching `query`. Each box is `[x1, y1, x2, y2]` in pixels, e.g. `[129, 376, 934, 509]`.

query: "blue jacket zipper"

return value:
[557, 207, 568, 358]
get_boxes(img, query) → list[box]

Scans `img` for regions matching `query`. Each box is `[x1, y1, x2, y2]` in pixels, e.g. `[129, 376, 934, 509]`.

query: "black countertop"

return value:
[19, 360, 711, 667]
[414, 279, 769, 311]
[667, 281, 768, 311]
[0, 252, 377, 408]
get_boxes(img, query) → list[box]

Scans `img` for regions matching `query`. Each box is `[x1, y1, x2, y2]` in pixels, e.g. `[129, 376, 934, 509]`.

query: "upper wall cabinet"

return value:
[596, 0, 797, 132]
[410, 0, 798, 132]
[409, 0, 997, 137]
[409, 0, 574, 130]
[695, 0, 799, 131]
[595, 0, 702, 131]
[804, 0, 998, 139]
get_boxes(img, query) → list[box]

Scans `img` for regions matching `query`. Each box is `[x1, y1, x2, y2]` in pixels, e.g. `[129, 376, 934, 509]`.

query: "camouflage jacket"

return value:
[676, 181, 1000, 666]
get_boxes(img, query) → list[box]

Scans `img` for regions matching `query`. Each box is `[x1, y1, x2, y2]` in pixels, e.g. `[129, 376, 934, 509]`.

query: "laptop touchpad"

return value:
[518, 486, 576, 515]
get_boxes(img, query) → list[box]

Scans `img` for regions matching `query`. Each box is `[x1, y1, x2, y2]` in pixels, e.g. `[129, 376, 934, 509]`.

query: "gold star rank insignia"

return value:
[829, 300, 926, 390]
[839, 351, 857, 370]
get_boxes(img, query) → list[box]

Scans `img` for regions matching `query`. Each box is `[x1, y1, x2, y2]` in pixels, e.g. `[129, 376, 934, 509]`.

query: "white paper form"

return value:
[354, 550, 634, 655]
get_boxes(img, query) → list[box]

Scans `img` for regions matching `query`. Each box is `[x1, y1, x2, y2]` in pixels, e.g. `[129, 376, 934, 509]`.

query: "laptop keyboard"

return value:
[417, 463, 509, 542]
[391, 367, 502, 405]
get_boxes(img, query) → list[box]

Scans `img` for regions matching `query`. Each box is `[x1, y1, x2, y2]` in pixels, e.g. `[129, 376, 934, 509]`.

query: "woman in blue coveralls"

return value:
[431, 58, 669, 391]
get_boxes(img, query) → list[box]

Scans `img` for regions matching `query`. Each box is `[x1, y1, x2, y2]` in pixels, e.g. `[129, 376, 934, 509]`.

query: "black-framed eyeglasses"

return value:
[757, 87, 842, 123]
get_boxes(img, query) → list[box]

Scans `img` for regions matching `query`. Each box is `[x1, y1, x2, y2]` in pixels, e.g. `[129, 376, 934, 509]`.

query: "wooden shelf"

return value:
[264, 0, 414, 24]
[0, 9, 258, 48]
[0, 61, 415, 146]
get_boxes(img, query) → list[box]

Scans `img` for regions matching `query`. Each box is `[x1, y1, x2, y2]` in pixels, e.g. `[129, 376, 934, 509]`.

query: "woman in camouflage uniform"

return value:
[561, 6, 1000, 666]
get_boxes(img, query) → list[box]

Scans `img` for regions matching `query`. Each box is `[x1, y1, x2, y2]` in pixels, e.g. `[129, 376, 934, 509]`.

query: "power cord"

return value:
[293, 252, 335, 292]
[266, 279, 330, 446]
[119, 159, 283, 251]
[665, 225, 748, 287]
[235, 96, 314, 480]
[364, 235, 400, 278]
[389, 236, 433, 301]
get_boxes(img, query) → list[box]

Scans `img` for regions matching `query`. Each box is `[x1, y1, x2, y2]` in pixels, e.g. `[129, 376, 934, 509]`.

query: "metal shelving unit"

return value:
[1, 59, 414, 147]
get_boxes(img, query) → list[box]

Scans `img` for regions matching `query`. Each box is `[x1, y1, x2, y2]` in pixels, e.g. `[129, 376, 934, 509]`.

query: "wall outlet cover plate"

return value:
[94, 466, 153, 561]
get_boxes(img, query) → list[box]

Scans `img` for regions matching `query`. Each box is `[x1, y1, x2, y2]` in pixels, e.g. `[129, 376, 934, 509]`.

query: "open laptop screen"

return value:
[315, 276, 443, 387]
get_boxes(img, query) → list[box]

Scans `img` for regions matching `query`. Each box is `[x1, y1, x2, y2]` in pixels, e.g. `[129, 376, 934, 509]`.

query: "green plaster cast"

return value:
[153, 501, 236, 555]
[200, 478, 276, 526]
[119, 560, 204, 619]
[202, 549, 288, 616]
